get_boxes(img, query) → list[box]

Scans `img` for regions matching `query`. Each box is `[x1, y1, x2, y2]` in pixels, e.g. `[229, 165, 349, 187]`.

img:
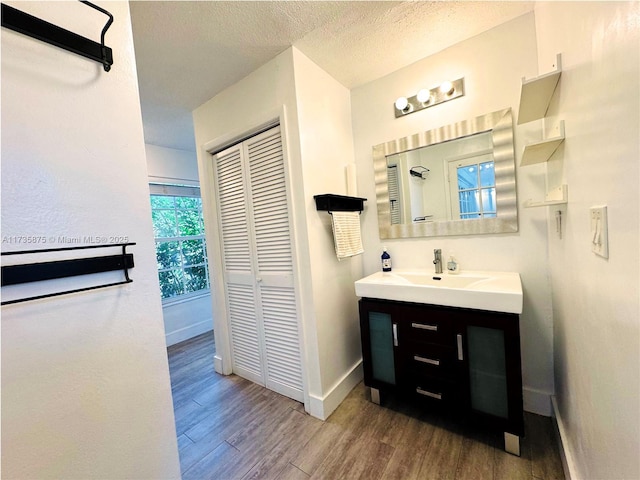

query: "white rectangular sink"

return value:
[354, 269, 523, 314]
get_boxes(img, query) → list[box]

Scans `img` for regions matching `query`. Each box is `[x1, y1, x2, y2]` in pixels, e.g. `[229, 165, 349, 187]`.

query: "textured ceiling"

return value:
[130, 1, 534, 152]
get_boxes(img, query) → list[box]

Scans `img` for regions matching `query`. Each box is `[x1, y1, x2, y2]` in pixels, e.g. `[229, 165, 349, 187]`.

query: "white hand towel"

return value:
[331, 211, 364, 260]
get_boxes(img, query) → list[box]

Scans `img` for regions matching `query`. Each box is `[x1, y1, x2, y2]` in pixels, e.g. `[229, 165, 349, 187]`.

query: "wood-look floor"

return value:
[168, 331, 565, 480]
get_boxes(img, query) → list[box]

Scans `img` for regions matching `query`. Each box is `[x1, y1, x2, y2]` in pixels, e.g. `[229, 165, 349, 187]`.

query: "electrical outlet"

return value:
[590, 205, 608, 258]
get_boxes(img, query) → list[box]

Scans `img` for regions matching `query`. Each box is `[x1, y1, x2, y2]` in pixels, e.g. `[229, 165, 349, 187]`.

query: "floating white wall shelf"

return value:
[517, 53, 562, 125]
[520, 120, 565, 166]
[518, 54, 567, 209]
[524, 185, 568, 208]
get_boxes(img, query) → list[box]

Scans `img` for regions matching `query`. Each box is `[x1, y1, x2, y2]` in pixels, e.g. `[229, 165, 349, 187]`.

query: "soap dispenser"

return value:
[447, 254, 459, 274]
[381, 246, 392, 272]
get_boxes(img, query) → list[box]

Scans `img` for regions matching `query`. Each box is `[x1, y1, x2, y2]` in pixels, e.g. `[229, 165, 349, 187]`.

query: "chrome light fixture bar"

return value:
[394, 78, 465, 118]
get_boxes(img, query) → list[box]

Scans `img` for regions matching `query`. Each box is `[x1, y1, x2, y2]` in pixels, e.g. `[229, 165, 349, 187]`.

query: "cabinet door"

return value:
[359, 300, 401, 389]
[460, 312, 524, 436]
[466, 325, 509, 418]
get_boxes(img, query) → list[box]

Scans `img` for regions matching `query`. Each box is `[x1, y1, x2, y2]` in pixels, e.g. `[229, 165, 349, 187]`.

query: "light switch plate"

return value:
[590, 205, 608, 258]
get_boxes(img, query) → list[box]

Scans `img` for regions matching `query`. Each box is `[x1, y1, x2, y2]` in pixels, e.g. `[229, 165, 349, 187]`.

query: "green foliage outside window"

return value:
[150, 194, 210, 300]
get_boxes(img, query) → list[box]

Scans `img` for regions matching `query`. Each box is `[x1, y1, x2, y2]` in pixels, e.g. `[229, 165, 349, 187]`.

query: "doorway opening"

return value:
[149, 183, 214, 347]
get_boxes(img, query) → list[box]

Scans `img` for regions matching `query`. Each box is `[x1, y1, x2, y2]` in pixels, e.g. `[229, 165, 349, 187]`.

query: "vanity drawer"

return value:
[408, 375, 459, 407]
[406, 344, 457, 378]
[401, 310, 455, 346]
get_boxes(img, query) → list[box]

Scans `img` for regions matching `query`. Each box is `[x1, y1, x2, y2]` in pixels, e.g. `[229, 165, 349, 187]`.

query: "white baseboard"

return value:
[523, 386, 552, 416]
[213, 354, 225, 375]
[304, 371, 551, 421]
[165, 320, 212, 347]
[308, 360, 363, 420]
[551, 395, 577, 480]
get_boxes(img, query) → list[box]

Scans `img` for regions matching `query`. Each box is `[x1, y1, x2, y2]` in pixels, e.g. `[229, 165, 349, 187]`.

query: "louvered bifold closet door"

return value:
[245, 126, 304, 402]
[214, 144, 263, 385]
[387, 165, 402, 225]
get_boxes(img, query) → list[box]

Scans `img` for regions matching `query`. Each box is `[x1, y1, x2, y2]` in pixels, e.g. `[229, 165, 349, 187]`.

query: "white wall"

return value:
[193, 47, 361, 419]
[146, 143, 200, 186]
[351, 13, 555, 414]
[1, 2, 181, 478]
[533, 2, 640, 479]
[291, 48, 363, 415]
[144, 143, 214, 346]
[162, 295, 213, 347]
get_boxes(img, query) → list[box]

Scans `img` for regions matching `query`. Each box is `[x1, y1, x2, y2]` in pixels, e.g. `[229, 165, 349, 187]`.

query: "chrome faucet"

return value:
[433, 249, 443, 274]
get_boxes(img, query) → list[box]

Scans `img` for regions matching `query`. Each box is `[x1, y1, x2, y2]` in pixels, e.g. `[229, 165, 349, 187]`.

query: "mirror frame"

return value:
[373, 108, 518, 239]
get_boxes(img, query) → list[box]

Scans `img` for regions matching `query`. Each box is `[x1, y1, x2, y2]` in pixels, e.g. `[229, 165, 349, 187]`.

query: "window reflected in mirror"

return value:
[454, 156, 496, 219]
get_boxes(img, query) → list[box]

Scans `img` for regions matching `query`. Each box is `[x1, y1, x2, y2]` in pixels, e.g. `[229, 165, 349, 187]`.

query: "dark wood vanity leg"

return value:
[504, 432, 521, 456]
[370, 387, 381, 405]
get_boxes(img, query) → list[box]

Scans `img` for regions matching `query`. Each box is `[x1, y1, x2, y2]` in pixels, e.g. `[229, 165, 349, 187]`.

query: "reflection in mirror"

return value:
[387, 131, 496, 223]
[374, 108, 517, 239]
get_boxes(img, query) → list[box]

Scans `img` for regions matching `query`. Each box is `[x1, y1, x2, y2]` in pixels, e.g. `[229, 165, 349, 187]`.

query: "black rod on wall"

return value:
[1, 243, 135, 306]
[1, 1, 114, 71]
[314, 194, 367, 213]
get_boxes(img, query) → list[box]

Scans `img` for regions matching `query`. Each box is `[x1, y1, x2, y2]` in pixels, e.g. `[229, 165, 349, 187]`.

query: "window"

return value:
[448, 153, 496, 220]
[149, 184, 210, 302]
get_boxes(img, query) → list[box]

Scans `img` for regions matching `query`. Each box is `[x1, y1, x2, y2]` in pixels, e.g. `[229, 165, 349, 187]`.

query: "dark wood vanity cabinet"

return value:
[359, 298, 524, 455]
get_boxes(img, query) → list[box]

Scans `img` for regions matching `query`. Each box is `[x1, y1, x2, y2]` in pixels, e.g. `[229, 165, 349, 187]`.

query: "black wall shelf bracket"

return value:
[1, 243, 135, 306]
[1, 1, 114, 72]
[314, 194, 367, 213]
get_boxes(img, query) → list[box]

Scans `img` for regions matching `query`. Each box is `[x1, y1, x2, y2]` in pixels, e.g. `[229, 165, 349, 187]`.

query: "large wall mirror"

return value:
[373, 108, 517, 239]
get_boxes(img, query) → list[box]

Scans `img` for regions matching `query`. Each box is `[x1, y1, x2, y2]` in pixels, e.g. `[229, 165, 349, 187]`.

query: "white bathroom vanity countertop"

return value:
[354, 269, 523, 314]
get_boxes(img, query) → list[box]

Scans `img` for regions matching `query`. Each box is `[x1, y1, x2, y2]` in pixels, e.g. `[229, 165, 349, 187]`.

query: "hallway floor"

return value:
[168, 331, 565, 480]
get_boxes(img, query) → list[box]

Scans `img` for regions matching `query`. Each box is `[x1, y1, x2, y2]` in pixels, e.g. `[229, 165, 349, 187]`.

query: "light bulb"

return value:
[439, 80, 454, 95]
[416, 89, 431, 104]
[395, 96, 409, 111]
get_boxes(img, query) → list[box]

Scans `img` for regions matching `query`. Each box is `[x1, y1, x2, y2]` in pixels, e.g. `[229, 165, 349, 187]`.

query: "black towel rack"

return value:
[314, 194, 367, 213]
[409, 166, 430, 179]
[1, 243, 135, 306]
[1, 1, 114, 72]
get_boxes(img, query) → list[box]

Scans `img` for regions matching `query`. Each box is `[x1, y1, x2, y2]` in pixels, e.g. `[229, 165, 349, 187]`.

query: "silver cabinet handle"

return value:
[414, 355, 440, 366]
[457, 334, 464, 360]
[416, 387, 442, 400]
[411, 322, 438, 331]
[392, 323, 398, 347]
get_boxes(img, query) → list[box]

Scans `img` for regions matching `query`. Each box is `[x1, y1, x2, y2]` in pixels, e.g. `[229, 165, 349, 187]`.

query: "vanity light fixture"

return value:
[416, 89, 431, 104]
[394, 96, 411, 113]
[394, 77, 465, 118]
[439, 80, 455, 95]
